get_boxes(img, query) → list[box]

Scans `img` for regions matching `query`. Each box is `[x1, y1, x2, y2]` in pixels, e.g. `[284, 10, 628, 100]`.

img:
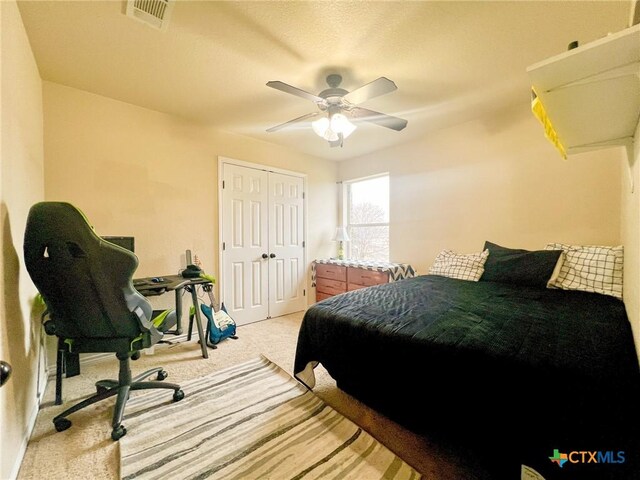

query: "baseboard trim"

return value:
[9, 365, 47, 480]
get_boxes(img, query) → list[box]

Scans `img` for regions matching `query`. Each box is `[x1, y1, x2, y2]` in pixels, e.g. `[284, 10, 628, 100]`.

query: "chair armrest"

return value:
[132, 306, 153, 331]
[132, 306, 162, 347]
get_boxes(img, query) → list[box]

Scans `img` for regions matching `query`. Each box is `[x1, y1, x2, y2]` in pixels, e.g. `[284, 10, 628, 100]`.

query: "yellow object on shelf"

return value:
[531, 88, 567, 159]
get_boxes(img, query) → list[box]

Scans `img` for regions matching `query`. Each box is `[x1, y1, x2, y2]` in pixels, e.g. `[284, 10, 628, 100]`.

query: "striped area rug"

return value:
[120, 355, 420, 479]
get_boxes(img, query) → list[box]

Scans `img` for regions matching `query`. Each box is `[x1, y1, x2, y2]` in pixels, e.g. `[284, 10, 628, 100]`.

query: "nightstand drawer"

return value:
[316, 264, 347, 282]
[316, 277, 346, 295]
[348, 268, 389, 287]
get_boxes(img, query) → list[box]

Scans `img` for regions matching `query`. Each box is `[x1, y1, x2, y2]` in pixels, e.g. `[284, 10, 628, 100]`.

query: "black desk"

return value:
[134, 274, 214, 359]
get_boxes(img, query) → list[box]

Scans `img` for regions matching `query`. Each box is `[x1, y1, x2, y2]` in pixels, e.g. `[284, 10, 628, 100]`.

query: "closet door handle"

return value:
[261, 253, 268, 259]
[269, 253, 276, 258]
[0, 361, 12, 387]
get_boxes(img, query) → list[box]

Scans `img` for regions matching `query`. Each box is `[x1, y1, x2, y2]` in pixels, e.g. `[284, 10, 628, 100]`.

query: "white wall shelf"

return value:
[526, 23, 640, 160]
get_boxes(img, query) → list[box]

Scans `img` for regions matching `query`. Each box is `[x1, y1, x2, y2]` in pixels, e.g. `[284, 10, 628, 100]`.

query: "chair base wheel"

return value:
[54, 418, 72, 432]
[112, 425, 127, 441]
[157, 370, 168, 381]
[173, 389, 185, 402]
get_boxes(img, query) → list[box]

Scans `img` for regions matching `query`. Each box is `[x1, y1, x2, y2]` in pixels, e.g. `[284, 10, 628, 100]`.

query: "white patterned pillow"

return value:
[429, 249, 489, 282]
[545, 243, 623, 299]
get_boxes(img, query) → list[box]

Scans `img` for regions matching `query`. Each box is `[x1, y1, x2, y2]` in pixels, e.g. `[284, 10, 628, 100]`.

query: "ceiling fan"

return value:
[266, 74, 408, 147]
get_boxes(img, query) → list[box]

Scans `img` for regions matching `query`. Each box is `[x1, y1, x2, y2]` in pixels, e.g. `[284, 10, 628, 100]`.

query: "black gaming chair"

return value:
[23, 202, 184, 441]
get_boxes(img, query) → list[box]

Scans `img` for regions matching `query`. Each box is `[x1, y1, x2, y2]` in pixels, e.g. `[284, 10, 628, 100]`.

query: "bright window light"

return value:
[345, 175, 389, 262]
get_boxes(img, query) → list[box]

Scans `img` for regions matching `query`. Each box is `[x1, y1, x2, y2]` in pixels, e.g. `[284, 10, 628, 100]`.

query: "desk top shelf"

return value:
[133, 274, 212, 296]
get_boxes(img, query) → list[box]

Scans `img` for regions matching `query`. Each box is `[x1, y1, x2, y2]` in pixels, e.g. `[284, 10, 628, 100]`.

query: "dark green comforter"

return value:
[294, 275, 640, 477]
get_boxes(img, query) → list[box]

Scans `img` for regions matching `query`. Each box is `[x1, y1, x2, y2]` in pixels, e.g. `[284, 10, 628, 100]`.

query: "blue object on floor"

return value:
[200, 303, 237, 345]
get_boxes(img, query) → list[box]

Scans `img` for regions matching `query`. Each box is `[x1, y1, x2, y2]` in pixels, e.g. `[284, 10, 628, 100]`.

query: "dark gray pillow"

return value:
[481, 241, 562, 288]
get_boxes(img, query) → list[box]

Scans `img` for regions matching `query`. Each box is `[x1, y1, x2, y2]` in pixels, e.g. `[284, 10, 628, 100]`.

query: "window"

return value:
[345, 174, 389, 262]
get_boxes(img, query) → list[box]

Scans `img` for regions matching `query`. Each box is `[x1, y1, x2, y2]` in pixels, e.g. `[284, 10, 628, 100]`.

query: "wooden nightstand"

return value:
[313, 259, 416, 302]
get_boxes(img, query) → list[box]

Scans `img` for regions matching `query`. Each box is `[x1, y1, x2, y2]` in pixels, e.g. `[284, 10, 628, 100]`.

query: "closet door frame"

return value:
[218, 156, 308, 324]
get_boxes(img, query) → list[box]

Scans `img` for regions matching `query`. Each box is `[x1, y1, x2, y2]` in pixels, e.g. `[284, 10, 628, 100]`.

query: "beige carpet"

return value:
[17, 312, 490, 480]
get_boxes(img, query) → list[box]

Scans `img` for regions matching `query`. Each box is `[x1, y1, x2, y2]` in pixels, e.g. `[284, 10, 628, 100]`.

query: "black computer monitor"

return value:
[102, 236, 135, 253]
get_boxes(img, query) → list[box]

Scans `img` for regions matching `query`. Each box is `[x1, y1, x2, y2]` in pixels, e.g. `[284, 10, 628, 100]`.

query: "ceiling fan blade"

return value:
[266, 112, 320, 132]
[349, 107, 408, 131]
[343, 77, 398, 105]
[266, 81, 325, 104]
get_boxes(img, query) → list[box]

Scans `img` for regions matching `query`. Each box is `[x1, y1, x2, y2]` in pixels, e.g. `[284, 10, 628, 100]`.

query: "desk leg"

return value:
[189, 288, 209, 359]
[202, 284, 215, 345]
[174, 289, 183, 335]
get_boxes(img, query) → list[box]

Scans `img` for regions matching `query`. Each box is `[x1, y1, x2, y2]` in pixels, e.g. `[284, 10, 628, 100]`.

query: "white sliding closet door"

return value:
[221, 162, 306, 325]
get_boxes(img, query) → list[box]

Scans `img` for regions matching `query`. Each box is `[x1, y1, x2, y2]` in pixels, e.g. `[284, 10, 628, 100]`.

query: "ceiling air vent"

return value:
[126, 0, 174, 31]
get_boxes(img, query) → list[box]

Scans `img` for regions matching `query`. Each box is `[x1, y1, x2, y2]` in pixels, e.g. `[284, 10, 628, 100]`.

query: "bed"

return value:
[294, 274, 640, 477]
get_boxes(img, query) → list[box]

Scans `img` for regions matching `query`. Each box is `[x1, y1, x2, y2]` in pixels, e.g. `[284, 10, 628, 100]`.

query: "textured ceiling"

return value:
[18, 1, 631, 161]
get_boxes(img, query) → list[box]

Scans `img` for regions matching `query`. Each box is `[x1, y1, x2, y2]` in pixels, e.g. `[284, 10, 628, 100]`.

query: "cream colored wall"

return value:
[0, 2, 46, 479]
[621, 122, 640, 362]
[43, 82, 337, 315]
[339, 105, 622, 274]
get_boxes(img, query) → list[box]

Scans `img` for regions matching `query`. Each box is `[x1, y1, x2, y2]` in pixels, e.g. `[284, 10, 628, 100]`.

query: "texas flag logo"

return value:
[549, 449, 568, 468]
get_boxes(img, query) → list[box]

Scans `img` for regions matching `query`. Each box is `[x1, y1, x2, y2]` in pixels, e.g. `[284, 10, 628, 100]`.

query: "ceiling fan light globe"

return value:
[312, 117, 330, 137]
[325, 129, 339, 142]
[331, 114, 356, 138]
